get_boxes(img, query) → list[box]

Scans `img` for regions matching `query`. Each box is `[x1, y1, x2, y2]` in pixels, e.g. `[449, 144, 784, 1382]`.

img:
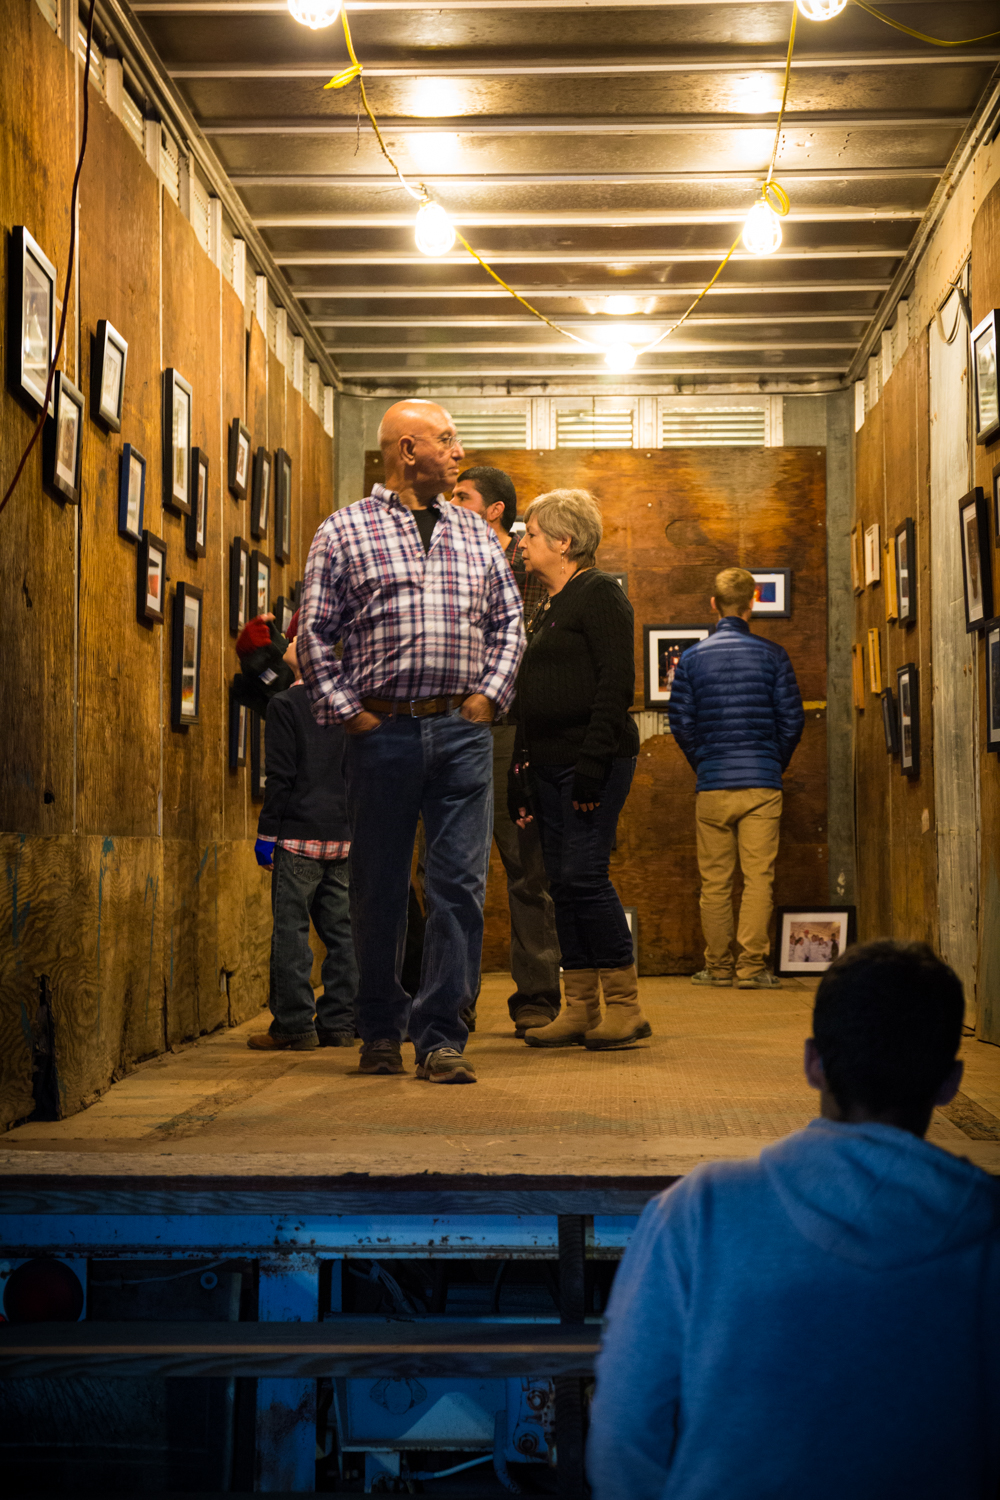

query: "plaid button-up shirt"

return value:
[298, 483, 526, 724]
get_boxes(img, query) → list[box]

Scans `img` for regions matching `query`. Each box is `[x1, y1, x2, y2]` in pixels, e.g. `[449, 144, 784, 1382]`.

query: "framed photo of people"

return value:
[186, 448, 209, 559]
[959, 487, 993, 631]
[162, 368, 193, 515]
[970, 309, 1000, 446]
[274, 448, 292, 563]
[749, 568, 791, 619]
[92, 318, 127, 431]
[229, 536, 249, 635]
[7, 226, 55, 410]
[897, 662, 920, 778]
[43, 371, 84, 504]
[251, 447, 271, 539]
[774, 907, 856, 977]
[138, 531, 166, 625]
[986, 625, 1000, 757]
[229, 677, 248, 770]
[249, 549, 270, 619]
[118, 444, 146, 542]
[171, 582, 204, 730]
[228, 418, 251, 501]
[642, 625, 711, 709]
[894, 518, 916, 626]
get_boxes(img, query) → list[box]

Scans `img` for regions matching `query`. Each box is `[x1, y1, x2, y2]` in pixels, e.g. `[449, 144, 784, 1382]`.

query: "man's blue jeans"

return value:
[343, 708, 493, 1057]
[269, 846, 358, 1040]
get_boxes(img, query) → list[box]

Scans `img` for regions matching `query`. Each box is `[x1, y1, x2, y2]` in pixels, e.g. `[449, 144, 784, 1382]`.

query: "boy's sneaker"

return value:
[246, 1031, 319, 1051]
[317, 1027, 356, 1047]
[359, 1039, 405, 1074]
[737, 971, 782, 989]
[415, 1048, 477, 1084]
[690, 969, 733, 987]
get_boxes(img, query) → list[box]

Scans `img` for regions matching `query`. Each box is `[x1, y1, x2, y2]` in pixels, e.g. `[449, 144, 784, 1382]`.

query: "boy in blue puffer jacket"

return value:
[668, 566, 803, 987]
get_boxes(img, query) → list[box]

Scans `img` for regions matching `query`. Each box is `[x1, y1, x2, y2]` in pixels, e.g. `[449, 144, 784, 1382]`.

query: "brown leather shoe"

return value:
[246, 1031, 319, 1051]
[359, 1039, 406, 1074]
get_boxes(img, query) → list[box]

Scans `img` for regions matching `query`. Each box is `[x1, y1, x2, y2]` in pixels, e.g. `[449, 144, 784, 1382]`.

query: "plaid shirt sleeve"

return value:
[296, 512, 362, 726]
[477, 539, 527, 713]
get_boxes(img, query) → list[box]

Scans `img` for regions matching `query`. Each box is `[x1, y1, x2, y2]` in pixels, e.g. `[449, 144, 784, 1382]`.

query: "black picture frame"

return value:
[642, 624, 711, 710]
[249, 549, 271, 619]
[92, 318, 127, 431]
[171, 582, 204, 730]
[229, 676, 248, 770]
[274, 595, 295, 635]
[162, 367, 193, 515]
[993, 461, 1000, 547]
[118, 444, 146, 542]
[228, 417, 251, 500]
[251, 447, 271, 539]
[274, 448, 292, 563]
[959, 487, 993, 632]
[897, 662, 920, 778]
[138, 530, 167, 625]
[186, 448, 209, 559]
[881, 688, 899, 755]
[42, 371, 84, 504]
[7, 226, 55, 411]
[987, 624, 1000, 758]
[229, 536, 249, 636]
[894, 518, 916, 627]
[749, 567, 792, 619]
[250, 711, 266, 802]
[970, 309, 1000, 446]
[774, 906, 857, 977]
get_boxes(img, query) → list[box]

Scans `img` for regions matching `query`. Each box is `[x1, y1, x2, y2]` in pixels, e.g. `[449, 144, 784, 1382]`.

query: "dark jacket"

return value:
[667, 617, 804, 792]
[258, 683, 351, 842]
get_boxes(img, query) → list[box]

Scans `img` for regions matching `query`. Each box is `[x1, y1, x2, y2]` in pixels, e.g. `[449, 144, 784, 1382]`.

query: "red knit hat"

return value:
[236, 615, 272, 660]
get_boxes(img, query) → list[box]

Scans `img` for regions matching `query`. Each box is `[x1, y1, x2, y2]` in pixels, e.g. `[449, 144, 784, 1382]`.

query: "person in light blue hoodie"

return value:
[588, 940, 1000, 1500]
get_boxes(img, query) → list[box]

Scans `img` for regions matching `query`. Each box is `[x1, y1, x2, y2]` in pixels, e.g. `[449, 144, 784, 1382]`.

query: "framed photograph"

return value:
[774, 906, 856, 976]
[250, 711, 266, 802]
[749, 568, 791, 619]
[851, 642, 865, 710]
[42, 371, 84, 504]
[92, 318, 127, 431]
[251, 447, 271, 539]
[864, 524, 881, 586]
[8, 226, 55, 410]
[986, 625, 1000, 756]
[274, 448, 292, 563]
[993, 461, 1000, 546]
[138, 530, 167, 625]
[118, 444, 146, 542]
[171, 582, 203, 730]
[250, 550, 271, 618]
[228, 677, 248, 770]
[897, 662, 920, 778]
[228, 418, 251, 500]
[642, 624, 711, 709]
[850, 525, 864, 595]
[274, 595, 295, 635]
[229, 536, 249, 635]
[894, 518, 916, 626]
[970, 309, 1000, 446]
[867, 627, 882, 694]
[881, 688, 899, 755]
[622, 906, 638, 965]
[162, 368, 193, 515]
[884, 542, 898, 620]
[960, 487, 993, 631]
[186, 448, 209, 559]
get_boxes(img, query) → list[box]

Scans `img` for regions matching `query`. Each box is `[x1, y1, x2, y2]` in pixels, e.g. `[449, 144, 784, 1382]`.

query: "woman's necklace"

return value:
[528, 565, 594, 635]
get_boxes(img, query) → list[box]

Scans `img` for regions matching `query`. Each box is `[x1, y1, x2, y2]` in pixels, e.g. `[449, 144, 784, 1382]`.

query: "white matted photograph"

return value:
[864, 524, 881, 586]
[774, 907, 856, 976]
[749, 568, 791, 618]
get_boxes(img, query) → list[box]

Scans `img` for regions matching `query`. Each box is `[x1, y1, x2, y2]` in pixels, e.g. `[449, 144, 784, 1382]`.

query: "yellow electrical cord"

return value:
[850, 0, 1000, 46]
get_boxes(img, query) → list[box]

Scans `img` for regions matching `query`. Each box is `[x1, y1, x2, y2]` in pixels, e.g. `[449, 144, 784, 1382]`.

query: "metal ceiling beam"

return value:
[277, 249, 905, 265]
[130, 0, 974, 11]
[322, 339, 858, 352]
[256, 209, 922, 228]
[291, 280, 893, 297]
[311, 312, 875, 325]
[333, 364, 851, 375]
[232, 169, 943, 186]
[205, 112, 968, 135]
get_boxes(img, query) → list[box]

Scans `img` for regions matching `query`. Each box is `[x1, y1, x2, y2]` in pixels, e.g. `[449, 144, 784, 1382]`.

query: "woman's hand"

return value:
[515, 807, 534, 829]
[571, 770, 604, 814]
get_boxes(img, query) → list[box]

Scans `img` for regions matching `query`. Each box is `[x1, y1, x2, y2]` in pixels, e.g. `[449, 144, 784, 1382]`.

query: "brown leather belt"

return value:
[362, 694, 469, 718]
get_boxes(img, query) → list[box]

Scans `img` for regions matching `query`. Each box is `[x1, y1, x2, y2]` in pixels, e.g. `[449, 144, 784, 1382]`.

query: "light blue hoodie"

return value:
[587, 1119, 1000, 1500]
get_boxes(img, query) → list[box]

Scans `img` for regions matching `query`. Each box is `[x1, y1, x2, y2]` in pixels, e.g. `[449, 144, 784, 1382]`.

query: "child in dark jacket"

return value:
[246, 610, 357, 1051]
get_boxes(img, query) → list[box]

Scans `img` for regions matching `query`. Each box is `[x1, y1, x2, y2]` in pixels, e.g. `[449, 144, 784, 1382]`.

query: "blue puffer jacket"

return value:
[667, 617, 804, 792]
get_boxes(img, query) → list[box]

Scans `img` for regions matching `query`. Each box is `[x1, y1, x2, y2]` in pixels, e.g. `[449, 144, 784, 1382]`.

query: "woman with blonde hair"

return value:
[509, 489, 650, 1050]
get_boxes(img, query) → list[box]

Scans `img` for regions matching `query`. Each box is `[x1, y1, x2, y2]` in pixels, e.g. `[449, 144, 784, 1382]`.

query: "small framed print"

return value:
[274, 595, 295, 635]
[250, 550, 271, 618]
[850, 525, 864, 595]
[864, 523, 881, 586]
[138, 530, 167, 624]
[897, 662, 920, 778]
[251, 447, 271, 539]
[986, 625, 1000, 756]
[162, 368, 193, 515]
[774, 906, 856, 976]
[43, 371, 84, 504]
[851, 643, 865, 710]
[118, 444, 146, 542]
[970, 309, 1000, 446]
[186, 448, 209, 559]
[228, 418, 251, 500]
[884, 542, 898, 620]
[229, 536, 250, 635]
[274, 448, 292, 563]
[8, 226, 55, 410]
[749, 568, 791, 618]
[881, 688, 899, 755]
[643, 624, 711, 709]
[894, 518, 916, 626]
[960, 487, 993, 631]
[92, 318, 127, 431]
[250, 712, 266, 802]
[867, 627, 882, 695]
[229, 677, 248, 770]
[171, 582, 203, 730]
[622, 906, 638, 965]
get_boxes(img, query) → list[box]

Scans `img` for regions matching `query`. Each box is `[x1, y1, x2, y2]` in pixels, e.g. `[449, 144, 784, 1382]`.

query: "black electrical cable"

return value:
[0, 0, 97, 520]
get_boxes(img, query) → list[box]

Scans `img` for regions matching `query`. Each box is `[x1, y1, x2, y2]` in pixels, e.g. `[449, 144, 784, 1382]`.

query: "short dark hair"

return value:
[813, 941, 964, 1115]
[457, 466, 517, 532]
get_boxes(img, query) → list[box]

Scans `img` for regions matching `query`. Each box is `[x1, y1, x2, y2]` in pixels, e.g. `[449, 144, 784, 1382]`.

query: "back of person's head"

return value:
[714, 566, 756, 615]
[525, 488, 602, 565]
[456, 466, 517, 532]
[813, 941, 964, 1117]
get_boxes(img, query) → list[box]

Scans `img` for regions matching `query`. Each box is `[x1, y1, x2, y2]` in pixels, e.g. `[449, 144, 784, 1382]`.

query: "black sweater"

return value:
[258, 684, 351, 842]
[514, 568, 639, 780]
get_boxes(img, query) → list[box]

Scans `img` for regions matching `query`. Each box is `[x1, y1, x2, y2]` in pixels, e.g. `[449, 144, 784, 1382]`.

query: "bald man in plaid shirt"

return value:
[298, 401, 525, 1084]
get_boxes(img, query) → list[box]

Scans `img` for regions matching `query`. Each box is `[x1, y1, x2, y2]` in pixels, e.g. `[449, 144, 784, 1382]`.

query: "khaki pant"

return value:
[695, 788, 782, 979]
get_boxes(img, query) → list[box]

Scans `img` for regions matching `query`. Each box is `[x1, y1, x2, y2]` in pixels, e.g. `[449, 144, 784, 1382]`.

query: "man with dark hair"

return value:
[588, 940, 1000, 1500]
[452, 465, 561, 1033]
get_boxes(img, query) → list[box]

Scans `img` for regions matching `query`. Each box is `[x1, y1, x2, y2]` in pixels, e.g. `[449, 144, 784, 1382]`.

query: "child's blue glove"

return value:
[254, 837, 275, 869]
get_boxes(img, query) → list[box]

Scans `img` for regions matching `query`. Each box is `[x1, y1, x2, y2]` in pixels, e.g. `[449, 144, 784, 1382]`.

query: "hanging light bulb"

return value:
[604, 342, 637, 373]
[415, 201, 456, 257]
[287, 0, 342, 27]
[796, 0, 847, 19]
[742, 198, 783, 255]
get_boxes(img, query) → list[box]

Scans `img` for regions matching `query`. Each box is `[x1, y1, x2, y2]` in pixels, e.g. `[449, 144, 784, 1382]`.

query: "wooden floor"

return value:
[4, 976, 1000, 1178]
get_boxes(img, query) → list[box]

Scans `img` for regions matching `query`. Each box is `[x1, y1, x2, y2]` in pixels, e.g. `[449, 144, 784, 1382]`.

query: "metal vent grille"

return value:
[456, 413, 528, 449]
[661, 407, 766, 447]
[159, 129, 180, 205]
[221, 223, 234, 287]
[557, 410, 634, 448]
[120, 90, 144, 151]
[78, 25, 105, 92]
[189, 173, 211, 255]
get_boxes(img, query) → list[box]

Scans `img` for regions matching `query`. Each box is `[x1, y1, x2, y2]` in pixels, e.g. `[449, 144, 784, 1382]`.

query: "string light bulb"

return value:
[604, 342, 637, 372]
[415, 201, 456, 257]
[796, 0, 847, 19]
[742, 199, 782, 255]
[287, 0, 343, 28]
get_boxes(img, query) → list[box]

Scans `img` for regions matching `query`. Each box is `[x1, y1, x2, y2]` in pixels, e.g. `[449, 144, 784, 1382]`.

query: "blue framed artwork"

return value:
[118, 444, 146, 542]
[749, 568, 792, 618]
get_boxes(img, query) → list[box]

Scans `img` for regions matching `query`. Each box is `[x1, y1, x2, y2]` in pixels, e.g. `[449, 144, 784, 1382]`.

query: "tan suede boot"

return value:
[584, 965, 652, 1050]
[524, 969, 601, 1048]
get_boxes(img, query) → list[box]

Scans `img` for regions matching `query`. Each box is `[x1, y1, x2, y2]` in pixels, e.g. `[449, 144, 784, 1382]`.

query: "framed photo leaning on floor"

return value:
[774, 907, 857, 977]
